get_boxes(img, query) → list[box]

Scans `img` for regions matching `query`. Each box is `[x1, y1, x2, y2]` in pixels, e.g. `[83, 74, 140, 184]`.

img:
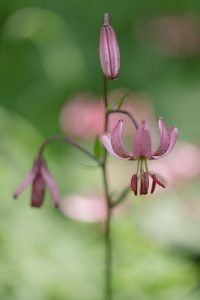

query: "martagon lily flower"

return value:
[13, 156, 60, 208]
[101, 118, 178, 195]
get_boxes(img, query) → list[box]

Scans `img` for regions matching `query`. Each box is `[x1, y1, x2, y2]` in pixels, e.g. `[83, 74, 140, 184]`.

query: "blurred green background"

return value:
[1, 0, 200, 299]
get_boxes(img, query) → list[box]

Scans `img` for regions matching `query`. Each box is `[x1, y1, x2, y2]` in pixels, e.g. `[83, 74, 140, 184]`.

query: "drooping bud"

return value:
[31, 173, 46, 207]
[13, 156, 60, 208]
[99, 12, 120, 80]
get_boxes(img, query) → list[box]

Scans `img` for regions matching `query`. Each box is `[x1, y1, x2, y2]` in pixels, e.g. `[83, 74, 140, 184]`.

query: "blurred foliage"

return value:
[1, 0, 200, 299]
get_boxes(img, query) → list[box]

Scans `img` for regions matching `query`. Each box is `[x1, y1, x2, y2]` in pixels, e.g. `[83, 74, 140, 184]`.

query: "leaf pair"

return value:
[106, 93, 128, 113]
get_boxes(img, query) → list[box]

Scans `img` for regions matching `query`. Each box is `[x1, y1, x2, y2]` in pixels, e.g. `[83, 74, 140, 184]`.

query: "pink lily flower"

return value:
[101, 118, 178, 195]
[13, 156, 60, 208]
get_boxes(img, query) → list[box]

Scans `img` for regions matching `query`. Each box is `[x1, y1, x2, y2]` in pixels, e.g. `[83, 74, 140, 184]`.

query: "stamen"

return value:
[150, 174, 166, 194]
[136, 159, 140, 175]
[131, 174, 138, 195]
[143, 172, 149, 193]
[138, 159, 150, 195]
[151, 179, 156, 194]
[144, 159, 150, 174]
[140, 175, 144, 195]
[140, 158, 144, 175]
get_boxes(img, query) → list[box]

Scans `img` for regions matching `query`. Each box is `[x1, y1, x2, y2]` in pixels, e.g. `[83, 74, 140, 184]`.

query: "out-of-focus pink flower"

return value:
[60, 90, 155, 139]
[60, 194, 126, 223]
[60, 194, 107, 222]
[60, 93, 104, 139]
[101, 118, 178, 195]
[13, 156, 60, 208]
[149, 141, 200, 186]
[136, 15, 200, 56]
[99, 12, 120, 80]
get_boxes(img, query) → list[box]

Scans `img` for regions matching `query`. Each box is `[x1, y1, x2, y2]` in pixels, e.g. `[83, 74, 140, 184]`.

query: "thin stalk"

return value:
[111, 186, 130, 208]
[102, 76, 112, 300]
[102, 163, 112, 300]
[107, 109, 139, 129]
[38, 135, 101, 165]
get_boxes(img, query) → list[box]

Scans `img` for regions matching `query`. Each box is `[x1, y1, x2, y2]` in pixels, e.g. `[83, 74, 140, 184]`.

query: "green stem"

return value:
[38, 135, 101, 165]
[103, 163, 112, 300]
[111, 186, 130, 208]
[102, 76, 112, 300]
[107, 109, 139, 129]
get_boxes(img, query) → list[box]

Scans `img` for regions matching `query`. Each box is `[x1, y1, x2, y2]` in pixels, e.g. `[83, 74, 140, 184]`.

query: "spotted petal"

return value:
[101, 134, 122, 159]
[132, 121, 152, 159]
[110, 120, 133, 159]
[152, 119, 178, 159]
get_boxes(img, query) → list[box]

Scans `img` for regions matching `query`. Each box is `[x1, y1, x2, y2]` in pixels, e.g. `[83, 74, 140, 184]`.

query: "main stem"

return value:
[102, 76, 112, 300]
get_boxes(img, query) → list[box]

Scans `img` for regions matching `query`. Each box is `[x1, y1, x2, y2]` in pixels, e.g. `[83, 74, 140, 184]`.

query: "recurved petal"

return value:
[101, 134, 122, 158]
[111, 120, 133, 159]
[153, 118, 170, 157]
[152, 124, 178, 159]
[132, 121, 152, 159]
[166, 127, 179, 155]
[13, 171, 36, 199]
[41, 165, 60, 208]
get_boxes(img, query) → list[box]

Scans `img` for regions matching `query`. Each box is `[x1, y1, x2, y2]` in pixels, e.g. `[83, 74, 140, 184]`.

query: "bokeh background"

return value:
[1, 0, 200, 299]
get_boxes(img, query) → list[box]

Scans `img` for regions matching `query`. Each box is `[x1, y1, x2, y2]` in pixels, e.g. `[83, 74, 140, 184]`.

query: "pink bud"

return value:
[31, 173, 46, 207]
[13, 156, 60, 208]
[99, 13, 120, 80]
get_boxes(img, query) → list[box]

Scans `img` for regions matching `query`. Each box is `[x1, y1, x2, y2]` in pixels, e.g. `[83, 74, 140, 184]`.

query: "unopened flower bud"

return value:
[13, 156, 60, 208]
[31, 172, 46, 207]
[99, 13, 120, 80]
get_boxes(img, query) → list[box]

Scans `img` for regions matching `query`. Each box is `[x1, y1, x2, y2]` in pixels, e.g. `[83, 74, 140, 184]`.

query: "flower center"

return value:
[131, 158, 165, 195]
[136, 157, 149, 177]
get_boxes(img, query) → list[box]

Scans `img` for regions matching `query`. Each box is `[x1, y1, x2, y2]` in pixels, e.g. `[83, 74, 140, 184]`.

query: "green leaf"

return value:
[111, 186, 130, 207]
[106, 103, 114, 113]
[117, 93, 128, 109]
[78, 163, 100, 169]
[93, 136, 104, 160]
[106, 93, 128, 112]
